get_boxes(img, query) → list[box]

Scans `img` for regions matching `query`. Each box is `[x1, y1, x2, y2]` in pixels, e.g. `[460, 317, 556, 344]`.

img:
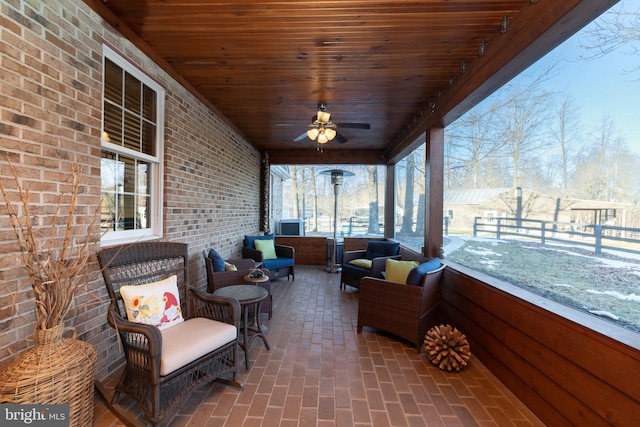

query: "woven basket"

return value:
[0, 324, 97, 427]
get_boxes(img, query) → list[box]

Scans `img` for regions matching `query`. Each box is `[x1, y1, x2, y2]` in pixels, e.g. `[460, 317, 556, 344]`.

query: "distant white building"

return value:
[444, 187, 632, 232]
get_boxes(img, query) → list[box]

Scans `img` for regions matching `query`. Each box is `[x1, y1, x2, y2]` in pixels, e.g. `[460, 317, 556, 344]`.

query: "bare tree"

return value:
[399, 152, 415, 235]
[366, 165, 379, 234]
[445, 107, 504, 189]
[299, 167, 307, 219]
[290, 165, 299, 218]
[571, 117, 630, 202]
[310, 166, 318, 231]
[548, 95, 582, 196]
[578, 4, 640, 76]
[492, 76, 555, 189]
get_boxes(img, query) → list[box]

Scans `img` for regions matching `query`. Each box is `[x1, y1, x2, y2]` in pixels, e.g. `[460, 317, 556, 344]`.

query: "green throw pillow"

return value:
[385, 259, 419, 283]
[254, 239, 278, 260]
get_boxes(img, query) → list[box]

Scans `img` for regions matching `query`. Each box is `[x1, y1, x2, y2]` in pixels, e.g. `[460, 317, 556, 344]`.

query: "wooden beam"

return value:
[384, 163, 395, 239]
[268, 148, 386, 165]
[425, 128, 444, 258]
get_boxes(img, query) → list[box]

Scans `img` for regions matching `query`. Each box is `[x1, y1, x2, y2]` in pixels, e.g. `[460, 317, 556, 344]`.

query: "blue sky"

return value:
[529, 1, 640, 153]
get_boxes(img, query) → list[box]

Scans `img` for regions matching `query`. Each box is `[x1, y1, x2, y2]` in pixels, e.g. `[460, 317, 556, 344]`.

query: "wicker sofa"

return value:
[357, 252, 445, 352]
[97, 242, 242, 426]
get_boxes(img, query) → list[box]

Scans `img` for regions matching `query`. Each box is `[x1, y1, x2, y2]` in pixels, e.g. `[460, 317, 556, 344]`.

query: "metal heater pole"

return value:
[331, 182, 339, 273]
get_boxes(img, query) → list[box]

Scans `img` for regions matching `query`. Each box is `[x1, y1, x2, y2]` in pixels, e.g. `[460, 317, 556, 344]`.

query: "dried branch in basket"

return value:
[424, 324, 471, 372]
[0, 159, 99, 330]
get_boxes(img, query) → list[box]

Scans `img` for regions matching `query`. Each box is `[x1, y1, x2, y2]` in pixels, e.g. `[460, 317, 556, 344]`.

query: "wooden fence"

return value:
[473, 217, 640, 256]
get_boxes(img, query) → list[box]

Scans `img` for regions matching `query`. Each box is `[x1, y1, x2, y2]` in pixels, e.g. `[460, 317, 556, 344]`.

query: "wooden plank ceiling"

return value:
[91, 0, 612, 164]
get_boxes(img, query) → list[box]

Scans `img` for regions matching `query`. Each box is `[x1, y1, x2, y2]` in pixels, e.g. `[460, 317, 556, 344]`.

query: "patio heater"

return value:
[321, 169, 354, 273]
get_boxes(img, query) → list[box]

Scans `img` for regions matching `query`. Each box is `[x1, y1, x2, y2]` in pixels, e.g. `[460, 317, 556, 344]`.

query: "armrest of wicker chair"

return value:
[242, 246, 264, 263]
[275, 244, 295, 259]
[106, 303, 163, 374]
[226, 258, 257, 270]
[190, 289, 240, 328]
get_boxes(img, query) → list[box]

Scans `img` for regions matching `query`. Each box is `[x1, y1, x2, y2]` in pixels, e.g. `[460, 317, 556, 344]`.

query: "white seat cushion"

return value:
[160, 317, 237, 376]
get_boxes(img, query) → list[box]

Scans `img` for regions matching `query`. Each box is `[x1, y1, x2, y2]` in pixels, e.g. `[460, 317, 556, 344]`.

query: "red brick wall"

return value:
[0, 0, 261, 380]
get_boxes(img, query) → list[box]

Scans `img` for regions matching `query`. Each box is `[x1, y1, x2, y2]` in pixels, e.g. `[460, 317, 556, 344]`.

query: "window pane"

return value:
[100, 152, 120, 232]
[442, 0, 640, 334]
[122, 156, 136, 193]
[137, 161, 149, 194]
[143, 85, 156, 122]
[100, 152, 151, 234]
[141, 120, 155, 156]
[120, 194, 136, 230]
[124, 72, 141, 114]
[137, 195, 151, 229]
[277, 165, 385, 237]
[104, 58, 122, 104]
[394, 144, 426, 253]
[123, 110, 141, 152]
[103, 102, 122, 146]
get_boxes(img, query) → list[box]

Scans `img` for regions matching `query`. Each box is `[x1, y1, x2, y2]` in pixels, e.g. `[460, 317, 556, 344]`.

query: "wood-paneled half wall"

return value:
[440, 263, 640, 427]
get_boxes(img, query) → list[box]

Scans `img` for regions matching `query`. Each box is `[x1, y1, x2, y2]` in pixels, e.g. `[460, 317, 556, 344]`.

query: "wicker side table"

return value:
[212, 285, 270, 369]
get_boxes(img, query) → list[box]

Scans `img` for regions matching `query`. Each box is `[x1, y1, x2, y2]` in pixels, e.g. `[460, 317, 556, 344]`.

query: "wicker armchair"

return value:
[357, 264, 445, 352]
[340, 241, 400, 290]
[242, 235, 295, 281]
[203, 251, 273, 318]
[97, 242, 242, 426]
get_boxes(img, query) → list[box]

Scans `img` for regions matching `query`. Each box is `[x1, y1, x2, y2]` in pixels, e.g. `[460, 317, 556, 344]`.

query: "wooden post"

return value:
[595, 225, 602, 255]
[424, 128, 444, 258]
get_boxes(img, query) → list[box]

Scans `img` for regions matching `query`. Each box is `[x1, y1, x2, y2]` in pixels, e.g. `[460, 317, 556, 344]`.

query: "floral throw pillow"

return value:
[120, 275, 184, 330]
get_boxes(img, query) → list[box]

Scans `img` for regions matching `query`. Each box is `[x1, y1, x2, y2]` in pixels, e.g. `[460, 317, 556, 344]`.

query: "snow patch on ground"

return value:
[587, 310, 620, 320]
[464, 247, 502, 257]
[587, 289, 640, 302]
[478, 259, 501, 269]
[540, 242, 640, 268]
[460, 236, 507, 245]
[553, 284, 576, 289]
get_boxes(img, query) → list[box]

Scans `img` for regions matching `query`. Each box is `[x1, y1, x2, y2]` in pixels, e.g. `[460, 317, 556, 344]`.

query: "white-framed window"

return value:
[100, 45, 165, 245]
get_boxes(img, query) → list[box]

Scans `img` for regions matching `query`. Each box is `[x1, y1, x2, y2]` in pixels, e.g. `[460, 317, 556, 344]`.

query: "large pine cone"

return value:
[424, 324, 471, 371]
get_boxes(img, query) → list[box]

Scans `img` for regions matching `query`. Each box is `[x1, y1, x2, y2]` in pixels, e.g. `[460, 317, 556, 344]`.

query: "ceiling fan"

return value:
[292, 103, 370, 144]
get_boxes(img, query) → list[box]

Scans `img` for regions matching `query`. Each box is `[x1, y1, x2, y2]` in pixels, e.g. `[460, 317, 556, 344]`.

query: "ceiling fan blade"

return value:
[293, 132, 308, 142]
[336, 122, 371, 130]
[335, 132, 348, 144]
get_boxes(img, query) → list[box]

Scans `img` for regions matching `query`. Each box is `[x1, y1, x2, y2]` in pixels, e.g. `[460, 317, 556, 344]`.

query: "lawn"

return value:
[446, 237, 640, 333]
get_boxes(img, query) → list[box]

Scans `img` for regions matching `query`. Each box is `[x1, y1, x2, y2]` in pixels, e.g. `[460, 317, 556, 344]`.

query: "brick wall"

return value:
[0, 0, 261, 380]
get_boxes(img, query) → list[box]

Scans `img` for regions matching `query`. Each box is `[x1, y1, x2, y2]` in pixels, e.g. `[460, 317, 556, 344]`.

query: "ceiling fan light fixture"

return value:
[317, 110, 331, 124]
[317, 130, 329, 144]
[307, 128, 320, 140]
[325, 127, 337, 141]
[296, 103, 369, 145]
